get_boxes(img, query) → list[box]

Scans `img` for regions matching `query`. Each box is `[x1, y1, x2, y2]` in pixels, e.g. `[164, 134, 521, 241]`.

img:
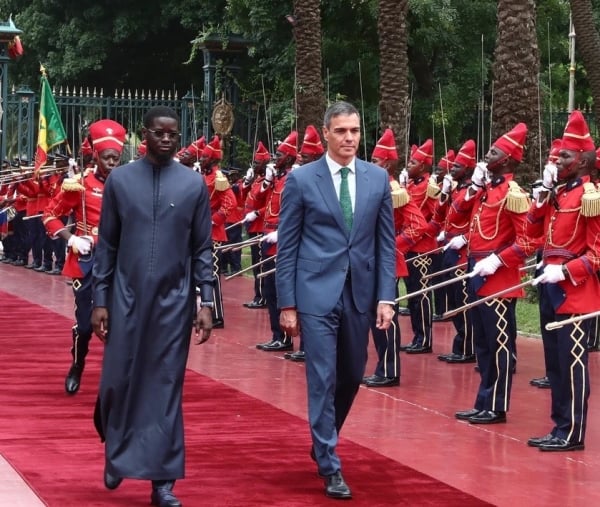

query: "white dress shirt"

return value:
[326, 153, 356, 212]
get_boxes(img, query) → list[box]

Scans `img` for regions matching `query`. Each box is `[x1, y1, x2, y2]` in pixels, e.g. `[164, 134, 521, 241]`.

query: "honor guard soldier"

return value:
[400, 138, 439, 353]
[453, 122, 536, 424]
[526, 111, 600, 451]
[43, 119, 126, 394]
[363, 128, 427, 387]
[255, 130, 297, 352]
[198, 135, 236, 328]
[177, 136, 205, 169]
[241, 141, 270, 308]
[431, 140, 477, 363]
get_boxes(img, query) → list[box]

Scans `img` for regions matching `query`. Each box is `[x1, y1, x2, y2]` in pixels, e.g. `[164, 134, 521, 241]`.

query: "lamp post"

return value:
[0, 16, 22, 163]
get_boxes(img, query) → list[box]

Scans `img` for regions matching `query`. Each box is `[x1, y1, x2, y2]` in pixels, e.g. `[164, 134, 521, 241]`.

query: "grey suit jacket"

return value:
[276, 156, 396, 316]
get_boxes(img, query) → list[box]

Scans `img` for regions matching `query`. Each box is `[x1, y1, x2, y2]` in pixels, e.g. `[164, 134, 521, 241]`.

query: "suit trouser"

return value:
[470, 293, 516, 412]
[539, 284, 590, 443]
[370, 280, 400, 378]
[300, 278, 370, 476]
[404, 252, 432, 347]
[71, 270, 94, 366]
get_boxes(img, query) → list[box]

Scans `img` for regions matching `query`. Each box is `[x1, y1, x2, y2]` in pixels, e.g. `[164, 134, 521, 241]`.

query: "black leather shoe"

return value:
[538, 437, 584, 452]
[243, 300, 267, 309]
[289, 350, 306, 362]
[257, 339, 293, 351]
[468, 410, 506, 424]
[405, 345, 432, 354]
[65, 363, 84, 394]
[151, 487, 182, 507]
[445, 353, 476, 364]
[13, 259, 25, 266]
[324, 470, 352, 499]
[365, 375, 399, 387]
[33, 265, 47, 272]
[530, 376, 551, 388]
[527, 433, 555, 447]
[104, 468, 122, 490]
[437, 353, 452, 361]
[361, 375, 377, 384]
[455, 408, 481, 421]
[25, 263, 40, 269]
[212, 319, 224, 329]
[47, 268, 62, 275]
[397, 307, 410, 316]
[399, 343, 416, 351]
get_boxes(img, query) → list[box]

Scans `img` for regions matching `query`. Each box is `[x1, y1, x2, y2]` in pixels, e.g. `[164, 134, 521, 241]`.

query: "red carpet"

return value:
[0, 290, 492, 506]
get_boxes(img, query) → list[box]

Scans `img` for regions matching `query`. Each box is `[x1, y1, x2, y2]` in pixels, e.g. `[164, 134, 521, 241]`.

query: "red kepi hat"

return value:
[454, 140, 476, 169]
[412, 139, 433, 166]
[254, 141, 270, 162]
[437, 149, 455, 170]
[372, 128, 398, 161]
[89, 119, 127, 155]
[492, 123, 528, 162]
[561, 110, 595, 153]
[277, 131, 298, 157]
[201, 135, 223, 160]
[300, 125, 324, 156]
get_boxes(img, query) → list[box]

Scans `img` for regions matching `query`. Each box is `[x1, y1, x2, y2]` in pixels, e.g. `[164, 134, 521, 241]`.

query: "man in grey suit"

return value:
[276, 101, 396, 499]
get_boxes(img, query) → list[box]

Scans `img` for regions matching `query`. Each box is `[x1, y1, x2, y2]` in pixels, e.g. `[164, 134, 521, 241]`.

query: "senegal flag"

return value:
[34, 69, 67, 171]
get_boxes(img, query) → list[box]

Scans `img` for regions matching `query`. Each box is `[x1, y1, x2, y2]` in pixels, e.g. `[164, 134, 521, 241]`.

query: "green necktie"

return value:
[339, 167, 353, 230]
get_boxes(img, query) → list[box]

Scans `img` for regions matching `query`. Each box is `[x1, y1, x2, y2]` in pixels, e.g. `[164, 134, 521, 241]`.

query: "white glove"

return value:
[262, 230, 278, 243]
[471, 162, 488, 188]
[471, 253, 503, 277]
[243, 167, 254, 186]
[542, 163, 557, 190]
[444, 234, 467, 251]
[264, 163, 276, 182]
[68, 235, 93, 255]
[68, 158, 78, 178]
[441, 174, 453, 195]
[436, 231, 446, 243]
[532, 264, 566, 286]
[193, 161, 201, 172]
[398, 168, 408, 186]
[244, 211, 258, 223]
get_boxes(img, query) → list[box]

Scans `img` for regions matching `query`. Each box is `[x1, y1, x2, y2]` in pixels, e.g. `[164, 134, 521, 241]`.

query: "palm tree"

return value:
[378, 0, 410, 166]
[569, 0, 600, 122]
[491, 0, 543, 182]
[292, 0, 326, 138]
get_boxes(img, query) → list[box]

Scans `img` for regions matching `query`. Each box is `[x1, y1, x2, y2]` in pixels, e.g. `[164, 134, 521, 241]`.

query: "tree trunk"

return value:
[293, 0, 326, 141]
[570, 0, 600, 122]
[492, 0, 543, 183]
[378, 0, 410, 167]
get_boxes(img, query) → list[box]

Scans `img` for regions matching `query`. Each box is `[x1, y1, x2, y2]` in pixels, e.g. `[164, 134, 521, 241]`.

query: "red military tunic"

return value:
[43, 172, 105, 278]
[406, 175, 438, 252]
[427, 182, 472, 265]
[243, 177, 267, 235]
[525, 176, 600, 313]
[393, 184, 427, 277]
[202, 166, 236, 242]
[456, 174, 536, 297]
[261, 170, 289, 256]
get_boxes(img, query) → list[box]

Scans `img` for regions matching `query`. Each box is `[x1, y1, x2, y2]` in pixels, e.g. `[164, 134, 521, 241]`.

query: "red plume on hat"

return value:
[277, 131, 298, 157]
[201, 135, 222, 160]
[454, 140, 476, 169]
[547, 139, 561, 163]
[187, 136, 206, 158]
[561, 110, 595, 153]
[300, 125, 324, 156]
[254, 141, 270, 162]
[412, 139, 433, 165]
[492, 123, 527, 162]
[437, 149, 455, 170]
[372, 128, 398, 160]
[89, 119, 126, 155]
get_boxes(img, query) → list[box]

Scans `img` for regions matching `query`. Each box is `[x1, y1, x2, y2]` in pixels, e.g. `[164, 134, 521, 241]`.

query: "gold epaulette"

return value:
[581, 182, 600, 217]
[390, 180, 410, 208]
[214, 170, 230, 191]
[426, 177, 440, 198]
[505, 180, 530, 213]
[61, 178, 85, 192]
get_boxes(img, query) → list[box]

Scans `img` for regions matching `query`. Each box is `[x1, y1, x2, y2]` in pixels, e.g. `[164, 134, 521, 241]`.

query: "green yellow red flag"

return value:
[34, 66, 67, 171]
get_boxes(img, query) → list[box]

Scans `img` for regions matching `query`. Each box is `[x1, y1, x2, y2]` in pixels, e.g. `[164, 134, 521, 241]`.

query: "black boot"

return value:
[151, 480, 181, 507]
[65, 362, 84, 394]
